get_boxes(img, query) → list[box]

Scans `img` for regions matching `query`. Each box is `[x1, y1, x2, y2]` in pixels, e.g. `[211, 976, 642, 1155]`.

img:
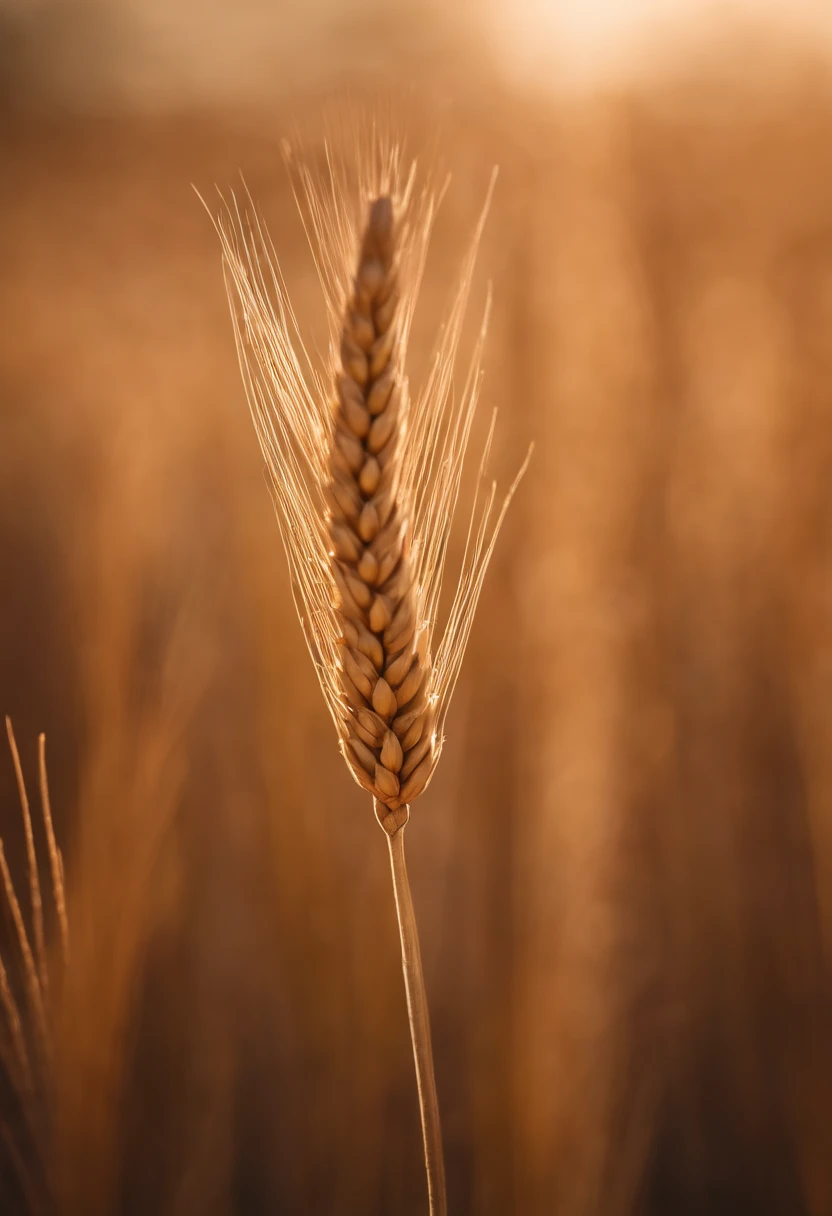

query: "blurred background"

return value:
[2, 1, 832, 1213]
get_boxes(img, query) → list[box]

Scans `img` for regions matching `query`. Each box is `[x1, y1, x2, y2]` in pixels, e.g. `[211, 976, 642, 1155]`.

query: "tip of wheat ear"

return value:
[330, 195, 435, 812]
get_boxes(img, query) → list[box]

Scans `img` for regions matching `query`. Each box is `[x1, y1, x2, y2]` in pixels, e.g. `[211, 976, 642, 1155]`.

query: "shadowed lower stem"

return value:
[377, 801, 447, 1216]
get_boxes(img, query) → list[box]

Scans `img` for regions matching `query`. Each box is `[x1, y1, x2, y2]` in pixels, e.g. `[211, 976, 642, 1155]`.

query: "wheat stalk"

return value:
[209, 131, 530, 1214]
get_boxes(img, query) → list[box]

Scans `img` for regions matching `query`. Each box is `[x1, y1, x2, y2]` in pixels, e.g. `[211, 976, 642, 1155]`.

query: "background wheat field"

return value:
[2, 3, 832, 1213]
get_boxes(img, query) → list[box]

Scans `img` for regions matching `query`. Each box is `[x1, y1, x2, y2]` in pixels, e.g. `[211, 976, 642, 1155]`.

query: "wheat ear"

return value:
[325, 193, 434, 820]
[210, 137, 530, 1214]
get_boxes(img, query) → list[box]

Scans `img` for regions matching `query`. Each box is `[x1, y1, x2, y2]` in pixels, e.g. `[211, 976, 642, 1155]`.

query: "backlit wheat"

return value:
[210, 138, 530, 832]
[208, 130, 530, 1216]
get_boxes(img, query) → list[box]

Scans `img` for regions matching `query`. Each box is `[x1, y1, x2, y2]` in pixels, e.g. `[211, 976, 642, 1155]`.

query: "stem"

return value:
[380, 805, 447, 1216]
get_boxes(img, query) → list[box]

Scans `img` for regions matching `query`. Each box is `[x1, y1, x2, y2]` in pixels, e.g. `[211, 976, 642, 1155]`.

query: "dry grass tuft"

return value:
[0, 720, 67, 1214]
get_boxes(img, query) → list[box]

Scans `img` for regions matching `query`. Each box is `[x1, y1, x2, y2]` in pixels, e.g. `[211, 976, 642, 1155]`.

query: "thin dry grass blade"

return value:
[4, 719, 46, 994]
[38, 734, 68, 966]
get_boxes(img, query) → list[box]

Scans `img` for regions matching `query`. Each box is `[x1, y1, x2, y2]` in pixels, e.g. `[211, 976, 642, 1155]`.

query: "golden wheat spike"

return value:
[324, 193, 436, 822]
[211, 146, 529, 808]
[5, 718, 47, 1001]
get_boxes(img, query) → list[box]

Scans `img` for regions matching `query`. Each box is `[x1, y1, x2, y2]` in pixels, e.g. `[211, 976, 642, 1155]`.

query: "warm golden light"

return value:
[1, 2, 832, 1212]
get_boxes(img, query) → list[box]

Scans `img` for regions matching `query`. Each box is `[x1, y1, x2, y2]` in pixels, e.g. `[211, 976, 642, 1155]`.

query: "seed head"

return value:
[211, 134, 530, 813]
